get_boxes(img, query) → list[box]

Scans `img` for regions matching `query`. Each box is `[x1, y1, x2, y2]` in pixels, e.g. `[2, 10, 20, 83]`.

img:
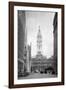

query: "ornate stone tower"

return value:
[37, 26, 42, 58]
[24, 27, 31, 73]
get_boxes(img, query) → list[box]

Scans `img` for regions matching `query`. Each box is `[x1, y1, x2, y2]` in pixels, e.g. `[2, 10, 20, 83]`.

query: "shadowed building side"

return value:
[18, 11, 26, 60]
[18, 11, 31, 77]
[53, 12, 58, 75]
[18, 11, 26, 77]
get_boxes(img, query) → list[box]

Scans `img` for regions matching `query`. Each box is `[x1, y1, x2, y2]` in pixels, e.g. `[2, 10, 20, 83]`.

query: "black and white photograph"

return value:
[9, 2, 64, 88]
[18, 10, 57, 79]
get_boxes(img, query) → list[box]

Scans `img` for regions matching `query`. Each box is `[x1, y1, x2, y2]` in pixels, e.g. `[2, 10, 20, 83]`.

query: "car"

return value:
[40, 71, 44, 74]
[45, 67, 55, 74]
[34, 69, 39, 73]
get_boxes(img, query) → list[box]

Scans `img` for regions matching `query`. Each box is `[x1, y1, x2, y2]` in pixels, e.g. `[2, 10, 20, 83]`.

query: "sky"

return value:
[25, 11, 55, 58]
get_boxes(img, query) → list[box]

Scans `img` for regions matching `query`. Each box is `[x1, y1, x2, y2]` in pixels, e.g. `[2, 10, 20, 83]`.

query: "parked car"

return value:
[34, 69, 39, 73]
[45, 67, 55, 74]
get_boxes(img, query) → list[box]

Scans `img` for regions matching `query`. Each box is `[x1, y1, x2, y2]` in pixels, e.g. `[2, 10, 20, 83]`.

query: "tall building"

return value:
[37, 26, 42, 55]
[18, 11, 26, 60]
[18, 11, 30, 77]
[31, 26, 47, 73]
[18, 11, 26, 77]
[53, 12, 57, 74]
[26, 44, 31, 73]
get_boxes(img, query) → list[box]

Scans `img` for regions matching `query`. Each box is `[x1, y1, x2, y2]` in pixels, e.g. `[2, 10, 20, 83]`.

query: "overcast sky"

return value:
[25, 11, 55, 58]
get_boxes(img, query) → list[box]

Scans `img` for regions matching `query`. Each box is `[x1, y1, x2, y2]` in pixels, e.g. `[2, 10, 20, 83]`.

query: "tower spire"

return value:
[37, 26, 42, 55]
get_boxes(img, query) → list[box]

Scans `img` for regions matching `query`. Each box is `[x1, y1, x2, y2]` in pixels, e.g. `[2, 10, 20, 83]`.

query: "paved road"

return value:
[19, 73, 57, 79]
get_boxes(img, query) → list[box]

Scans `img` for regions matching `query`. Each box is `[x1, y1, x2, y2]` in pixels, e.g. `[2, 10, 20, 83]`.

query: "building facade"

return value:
[31, 27, 54, 74]
[18, 11, 31, 77]
[53, 12, 58, 74]
[31, 26, 46, 73]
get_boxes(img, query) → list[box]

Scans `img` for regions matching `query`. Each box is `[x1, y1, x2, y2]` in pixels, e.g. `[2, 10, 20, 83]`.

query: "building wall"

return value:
[31, 57, 47, 72]
[26, 45, 31, 72]
[53, 13, 57, 74]
[18, 11, 26, 60]
[18, 11, 26, 76]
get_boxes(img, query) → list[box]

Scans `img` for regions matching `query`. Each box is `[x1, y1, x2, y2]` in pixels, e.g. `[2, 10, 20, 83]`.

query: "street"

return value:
[19, 73, 57, 79]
